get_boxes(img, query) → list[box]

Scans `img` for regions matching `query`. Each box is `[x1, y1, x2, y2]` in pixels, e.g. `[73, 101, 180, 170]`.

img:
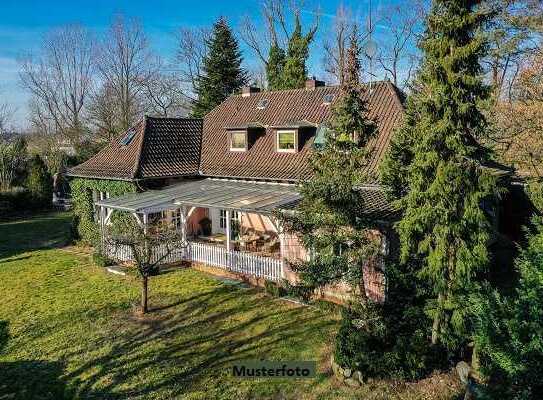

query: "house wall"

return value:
[240, 212, 276, 232]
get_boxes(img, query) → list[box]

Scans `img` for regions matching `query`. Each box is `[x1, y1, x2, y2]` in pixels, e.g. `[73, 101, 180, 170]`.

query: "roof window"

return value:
[120, 128, 137, 146]
[256, 99, 269, 110]
[323, 94, 335, 105]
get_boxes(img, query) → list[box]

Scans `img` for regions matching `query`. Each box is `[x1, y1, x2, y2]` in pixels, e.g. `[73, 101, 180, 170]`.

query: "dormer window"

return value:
[230, 131, 247, 151]
[323, 94, 335, 105]
[277, 130, 297, 153]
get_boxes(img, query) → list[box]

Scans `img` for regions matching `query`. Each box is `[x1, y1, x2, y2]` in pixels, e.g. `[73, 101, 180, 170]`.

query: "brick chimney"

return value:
[241, 86, 261, 97]
[305, 78, 325, 90]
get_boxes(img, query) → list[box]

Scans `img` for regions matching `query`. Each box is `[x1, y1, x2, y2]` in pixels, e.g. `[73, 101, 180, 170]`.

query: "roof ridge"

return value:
[146, 115, 203, 121]
[229, 80, 392, 97]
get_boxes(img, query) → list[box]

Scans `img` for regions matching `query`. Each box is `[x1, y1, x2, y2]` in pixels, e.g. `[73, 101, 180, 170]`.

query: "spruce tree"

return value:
[380, 0, 500, 348]
[266, 42, 286, 90]
[278, 14, 316, 90]
[282, 28, 377, 297]
[192, 17, 247, 117]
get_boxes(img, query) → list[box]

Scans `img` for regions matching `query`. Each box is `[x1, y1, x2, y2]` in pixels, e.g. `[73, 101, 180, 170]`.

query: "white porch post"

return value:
[142, 213, 149, 234]
[268, 215, 287, 279]
[225, 209, 231, 252]
[180, 206, 187, 243]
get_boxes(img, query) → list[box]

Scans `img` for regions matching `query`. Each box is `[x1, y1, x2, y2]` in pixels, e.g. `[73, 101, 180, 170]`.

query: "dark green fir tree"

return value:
[282, 27, 377, 299]
[192, 17, 247, 117]
[26, 154, 53, 209]
[380, 0, 501, 348]
[266, 42, 286, 90]
[278, 14, 316, 90]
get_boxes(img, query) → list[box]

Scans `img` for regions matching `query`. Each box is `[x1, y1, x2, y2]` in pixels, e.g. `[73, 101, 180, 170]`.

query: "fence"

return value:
[104, 240, 283, 281]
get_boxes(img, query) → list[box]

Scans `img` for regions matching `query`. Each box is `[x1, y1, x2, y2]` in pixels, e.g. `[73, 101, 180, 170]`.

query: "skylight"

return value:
[256, 99, 269, 110]
[323, 94, 335, 105]
[120, 128, 137, 146]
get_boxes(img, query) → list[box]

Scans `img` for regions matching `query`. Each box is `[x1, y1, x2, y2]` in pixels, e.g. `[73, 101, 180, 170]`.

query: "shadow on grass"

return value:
[60, 284, 335, 399]
[0, 321, 69, 400]
[0, 212, 72, 260]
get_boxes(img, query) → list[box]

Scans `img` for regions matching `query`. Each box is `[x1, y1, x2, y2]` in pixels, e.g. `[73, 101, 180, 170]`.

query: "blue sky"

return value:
[0, 0, 411, 125]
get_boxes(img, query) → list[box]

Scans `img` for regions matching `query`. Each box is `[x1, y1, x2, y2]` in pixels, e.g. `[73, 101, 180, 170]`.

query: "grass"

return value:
[0, 212, 462, 400]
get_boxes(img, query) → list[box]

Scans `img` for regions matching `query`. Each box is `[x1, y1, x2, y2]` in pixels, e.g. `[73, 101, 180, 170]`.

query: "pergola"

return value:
[95, 178, 301, 252]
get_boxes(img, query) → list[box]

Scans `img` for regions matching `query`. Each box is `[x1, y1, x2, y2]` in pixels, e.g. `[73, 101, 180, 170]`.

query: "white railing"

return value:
[188, 242, 283, 281]
[104, 240, 282, 281]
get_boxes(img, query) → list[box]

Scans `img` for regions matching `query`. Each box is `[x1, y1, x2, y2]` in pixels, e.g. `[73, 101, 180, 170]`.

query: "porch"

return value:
[95, 179, 304, 281]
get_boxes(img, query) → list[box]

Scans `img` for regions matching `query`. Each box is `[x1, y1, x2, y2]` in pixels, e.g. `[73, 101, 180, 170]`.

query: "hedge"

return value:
[70, 178, 136, 245]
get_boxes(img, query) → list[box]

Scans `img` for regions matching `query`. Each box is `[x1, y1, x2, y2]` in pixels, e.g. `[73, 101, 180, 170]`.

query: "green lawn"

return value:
[0, 212, 461, 400]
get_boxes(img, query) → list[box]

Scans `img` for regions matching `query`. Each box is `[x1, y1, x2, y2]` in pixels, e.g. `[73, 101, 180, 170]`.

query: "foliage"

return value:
[26, 154, 53, 209]
[192, 17, 247, 117]
[334, 261, 451, 380]
[266, 44, 286, 90]
[70, 178, 136, 245]
[471, 216, 543, 400]
[264, 279, 285, 298]
[281, 28, 377, 299]
[380, 0, 501, 349]
[0, 136, 27, 192]
[92, 251, 113, 268]
[277, 14, 317, 90]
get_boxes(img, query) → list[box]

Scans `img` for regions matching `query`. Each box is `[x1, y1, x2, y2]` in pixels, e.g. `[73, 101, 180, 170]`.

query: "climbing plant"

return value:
[70, 178, 136, 245]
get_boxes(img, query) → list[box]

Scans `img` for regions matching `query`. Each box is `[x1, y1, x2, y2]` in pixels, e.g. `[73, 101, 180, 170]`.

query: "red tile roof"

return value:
[200, 81, 404, 182]
[67, 117, 202, 181]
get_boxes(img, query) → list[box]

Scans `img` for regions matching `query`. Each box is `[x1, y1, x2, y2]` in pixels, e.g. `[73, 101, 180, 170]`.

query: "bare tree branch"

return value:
[19, 24, 95, 145]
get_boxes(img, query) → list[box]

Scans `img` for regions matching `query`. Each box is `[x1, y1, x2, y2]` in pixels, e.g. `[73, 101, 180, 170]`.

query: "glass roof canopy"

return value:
[95, 178, 301, 215]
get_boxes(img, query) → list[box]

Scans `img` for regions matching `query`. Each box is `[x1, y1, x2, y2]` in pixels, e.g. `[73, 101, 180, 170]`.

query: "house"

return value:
[67, 79, 409, 302]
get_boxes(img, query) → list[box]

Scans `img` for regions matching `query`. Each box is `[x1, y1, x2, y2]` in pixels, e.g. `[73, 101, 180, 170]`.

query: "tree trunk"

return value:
[141, 275, 148, 313]
[431, 293, 444, 345]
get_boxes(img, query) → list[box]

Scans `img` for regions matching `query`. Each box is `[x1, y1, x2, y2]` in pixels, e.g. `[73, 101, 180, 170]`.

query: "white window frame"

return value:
[276, 129, 297, 153]
[219, 209, 240, 229]
[229, 130, 248, 152]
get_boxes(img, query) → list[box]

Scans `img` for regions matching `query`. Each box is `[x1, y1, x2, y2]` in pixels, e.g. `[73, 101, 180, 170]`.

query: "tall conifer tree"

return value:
[278, 14, 316, 89]
[266, 43, 286, 90]
[380, 0, 500, 347]
[282, 27, 377, 298]
[192, 17, 247, 117]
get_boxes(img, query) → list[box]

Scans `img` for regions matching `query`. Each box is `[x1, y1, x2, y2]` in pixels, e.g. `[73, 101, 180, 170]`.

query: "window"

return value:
[230, 131, 247, 151]
[219, 209, 239, 229]
[323, 94, 335, 105]
[256, 99, 269, 109]
[172, 209, 183, 230]
[277, 130, 296, 153]
[120, 128, 137, 146]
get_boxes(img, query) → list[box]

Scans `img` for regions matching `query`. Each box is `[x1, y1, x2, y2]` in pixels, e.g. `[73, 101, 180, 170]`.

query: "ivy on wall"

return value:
[71, 178, 137, 245]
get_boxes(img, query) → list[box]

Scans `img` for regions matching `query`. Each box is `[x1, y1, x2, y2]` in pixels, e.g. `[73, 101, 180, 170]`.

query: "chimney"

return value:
[241, 86, 261, 97]
[305, 78, 325, 90]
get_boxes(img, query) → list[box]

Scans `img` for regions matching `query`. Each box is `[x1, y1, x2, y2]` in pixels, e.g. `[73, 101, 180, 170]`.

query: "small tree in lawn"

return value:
[380, 0, 501, 349]
[105, 218, 185, 314]
[282, 26, 377, 302]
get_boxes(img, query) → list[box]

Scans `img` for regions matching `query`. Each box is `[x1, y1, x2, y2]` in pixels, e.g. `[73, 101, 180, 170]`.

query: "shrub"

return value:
[471, 217, 543, 399]
[26, 154, 53, 210]
[264, 280, 285, 297]
[92, 251, 113, 268]
[283, 280, 314, 302]
[334, 262, 452, 381]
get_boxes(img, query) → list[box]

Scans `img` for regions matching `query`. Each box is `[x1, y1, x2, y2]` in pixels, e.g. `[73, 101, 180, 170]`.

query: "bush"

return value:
[92, 251, 113, 268]
[0, 187, 33, 217]
[26, 154, 53, 210]
[264, 280, 286, 297]
[283, 280, 314, 302]
[334, 262, 452, 381]
[471, 217, 543, 399]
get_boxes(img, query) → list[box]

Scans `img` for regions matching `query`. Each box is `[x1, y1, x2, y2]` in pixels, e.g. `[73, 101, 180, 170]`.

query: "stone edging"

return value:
[330, 354, 364, 388]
